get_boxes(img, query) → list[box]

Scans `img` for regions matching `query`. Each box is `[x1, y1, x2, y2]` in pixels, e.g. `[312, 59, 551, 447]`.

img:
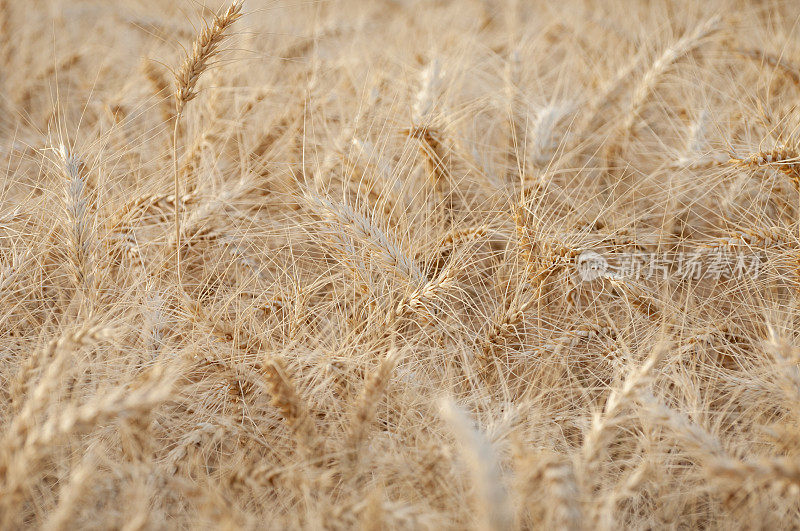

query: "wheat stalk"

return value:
[172, 0, 244, 284]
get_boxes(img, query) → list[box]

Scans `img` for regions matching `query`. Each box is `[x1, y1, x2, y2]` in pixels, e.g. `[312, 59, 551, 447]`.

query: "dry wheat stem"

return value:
[172, 0, 244, 285]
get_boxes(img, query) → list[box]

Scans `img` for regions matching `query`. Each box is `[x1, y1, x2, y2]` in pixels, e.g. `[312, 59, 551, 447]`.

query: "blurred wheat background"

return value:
[2, 0, 800, 528]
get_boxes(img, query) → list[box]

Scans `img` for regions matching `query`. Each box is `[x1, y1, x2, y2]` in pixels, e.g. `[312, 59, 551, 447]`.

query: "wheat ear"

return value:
[57, 144, 94, 303]
[174, 1, 244, 114]
[539, 453, 583, 531]
[479, 296, 534, 370]
[582, 345, 666, 472]
[349, 349, 401, 449]
[606, 15, 720, 165]
[730, 146, 800, 190]
[263, 358, 318, 453]
[388, 268, 455, 325]
[711, 457, 800, 488]
[42, 450, 97, 531]
[622, 16, 721, 136]
[304, 194, 423, 281]
[172, 0, 244, 283]
[702, 225, 789, 249]
[438, 398, 513, 531]
[637, 392, 725, 458]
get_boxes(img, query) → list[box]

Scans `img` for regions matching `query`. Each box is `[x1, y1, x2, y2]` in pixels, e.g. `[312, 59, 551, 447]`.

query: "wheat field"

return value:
[3, 0, 800, 528]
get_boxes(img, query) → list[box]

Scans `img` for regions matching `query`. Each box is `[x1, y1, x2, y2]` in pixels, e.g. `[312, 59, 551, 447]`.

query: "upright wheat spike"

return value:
[42, 449, 97, 531]
[622, 16, 720, 136]
[413, 58, 442, 125]
[408, 125, 452, 188]
[174, 1, 244, 115]
[172, 0, 244, 283]
[58, 145, 94, 304]
[504, 47, 523, 181]
[409, 58, 454, 193]
[539, 454, 583, 531]
[263, 358, 318, 453]
[528, 103, 572, 170]
[349, 349, 401, 449]
[476, 295, 537, 382]
[582, 345, 666, 472]
[438, 398, 513, 531]
[670, 108, 727, 169]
